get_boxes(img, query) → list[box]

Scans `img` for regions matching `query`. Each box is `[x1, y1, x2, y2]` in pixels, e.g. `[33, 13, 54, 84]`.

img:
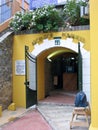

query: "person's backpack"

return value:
[75, 91, 88, 107]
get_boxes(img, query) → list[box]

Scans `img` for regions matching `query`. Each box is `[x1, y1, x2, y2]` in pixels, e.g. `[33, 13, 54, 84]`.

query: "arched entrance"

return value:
[44, 49, 78, 93]
[31, 38, 90, 102]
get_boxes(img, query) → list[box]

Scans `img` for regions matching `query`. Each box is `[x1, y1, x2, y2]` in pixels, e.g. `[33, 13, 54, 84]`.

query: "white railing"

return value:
[59, 25, 90, 31]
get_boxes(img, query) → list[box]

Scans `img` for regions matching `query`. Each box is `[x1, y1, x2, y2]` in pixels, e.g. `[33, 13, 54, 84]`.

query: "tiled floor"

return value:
[39, 90, 76, 105]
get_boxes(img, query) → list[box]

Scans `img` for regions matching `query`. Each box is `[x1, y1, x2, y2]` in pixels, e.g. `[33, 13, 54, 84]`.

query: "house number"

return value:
[55, 39, 61, 45]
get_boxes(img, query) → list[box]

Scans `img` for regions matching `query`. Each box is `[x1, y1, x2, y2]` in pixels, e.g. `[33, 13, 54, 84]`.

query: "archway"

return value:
[31, 38, 90, 102]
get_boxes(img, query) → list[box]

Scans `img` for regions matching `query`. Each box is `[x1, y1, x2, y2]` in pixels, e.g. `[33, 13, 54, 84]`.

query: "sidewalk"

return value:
[0, 108, 52, 130]
[0, 91, 90, 130]
[38, 103, 90, 130]
[0, 107, 28, 126]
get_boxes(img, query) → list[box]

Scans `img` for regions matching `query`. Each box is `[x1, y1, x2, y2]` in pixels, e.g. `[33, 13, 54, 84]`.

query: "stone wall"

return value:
[0, 31, 13, 110]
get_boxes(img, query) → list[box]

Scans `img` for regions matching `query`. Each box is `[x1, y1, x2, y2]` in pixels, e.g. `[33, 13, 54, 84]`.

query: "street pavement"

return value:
[37, 103, 90, 130]
[0, 103, 90, 130]
[0, 91, 90, 130]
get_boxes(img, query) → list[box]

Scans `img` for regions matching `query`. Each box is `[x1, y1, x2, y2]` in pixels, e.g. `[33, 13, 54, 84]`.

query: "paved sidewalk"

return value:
[38, 103, 90, 130]
[0, 107, 29, 126]
[0, 108, 52, 130]
[0, 91, 90, 130]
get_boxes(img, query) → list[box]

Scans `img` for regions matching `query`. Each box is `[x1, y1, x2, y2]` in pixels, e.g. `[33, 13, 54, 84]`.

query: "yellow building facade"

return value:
[13, 31, 90, 107]
[12, 0, 98, 129]
[90, 0, 98, 130]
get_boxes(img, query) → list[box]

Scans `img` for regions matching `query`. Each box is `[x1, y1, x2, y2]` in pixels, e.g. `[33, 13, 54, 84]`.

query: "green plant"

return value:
[9, 11, 33, 32]
[33, 5, 64, 32]
[79, 17, 89, 25]
[63, 0, 89, 26]
[9, 12, 23, 32]
[9, 2, 89, 33]
[9, 5, 64, 32]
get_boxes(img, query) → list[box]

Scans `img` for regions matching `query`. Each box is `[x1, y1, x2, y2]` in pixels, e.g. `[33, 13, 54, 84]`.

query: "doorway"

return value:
[45, 52, 78, 95]
[31, 38, 90, 102]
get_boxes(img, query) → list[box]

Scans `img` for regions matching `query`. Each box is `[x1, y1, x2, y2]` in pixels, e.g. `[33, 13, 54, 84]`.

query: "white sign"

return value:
[58, 0, 66, 3]
[15, 60, 25, 75]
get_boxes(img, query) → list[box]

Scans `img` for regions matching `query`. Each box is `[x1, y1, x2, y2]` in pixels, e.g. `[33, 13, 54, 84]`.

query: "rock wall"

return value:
[0, 32, 13, 110]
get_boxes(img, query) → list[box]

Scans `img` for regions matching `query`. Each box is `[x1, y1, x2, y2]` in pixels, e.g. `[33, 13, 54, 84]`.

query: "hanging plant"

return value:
[32, 5, 64, 32]
[9, 5, 64, 32]
[9, 2, 89, 33]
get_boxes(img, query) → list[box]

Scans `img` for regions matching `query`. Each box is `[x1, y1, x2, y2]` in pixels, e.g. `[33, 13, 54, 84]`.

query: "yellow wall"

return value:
[90, 0, 98, 130]
[37, 56, 45, 100]
[13, 34, 34, 107]
[13, 31, 90, 108]
[12, 0, 98, 129]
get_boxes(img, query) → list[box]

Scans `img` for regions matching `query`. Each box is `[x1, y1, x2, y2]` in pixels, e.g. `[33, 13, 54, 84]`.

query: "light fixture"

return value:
[47, 58, 52, 62]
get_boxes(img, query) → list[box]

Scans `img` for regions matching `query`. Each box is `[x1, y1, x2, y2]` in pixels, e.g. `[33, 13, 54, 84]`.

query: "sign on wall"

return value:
[15, 60, 25, 75]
